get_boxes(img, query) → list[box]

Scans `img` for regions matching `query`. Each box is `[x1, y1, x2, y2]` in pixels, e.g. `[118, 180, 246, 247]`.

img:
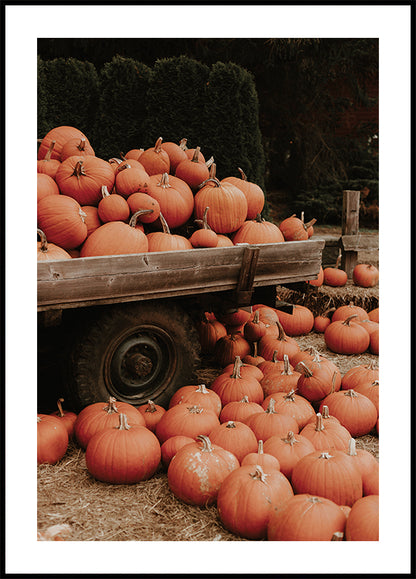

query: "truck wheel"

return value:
[63, 301, 201, 412]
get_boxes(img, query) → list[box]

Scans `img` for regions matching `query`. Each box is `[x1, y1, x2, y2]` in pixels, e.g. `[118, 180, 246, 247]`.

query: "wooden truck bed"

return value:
[37, 239, 325, 312]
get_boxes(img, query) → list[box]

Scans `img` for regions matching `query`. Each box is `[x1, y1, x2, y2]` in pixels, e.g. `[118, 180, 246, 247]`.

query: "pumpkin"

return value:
[189, 207, 219, 248]
[276, 304, 314, 337]
[222, 357, 264, 383]
[299, 412, 351, 452]
[291, 450, 363, 506]
[37, 228, 72, 261]
[344, 495, 379, 541]
[242, 342, 266, 367]
[167, 434, 239, 506]
[138, 137, 170, 176]
[267, 494, 347, 541]
[124, 148, 144, 162]
[313, 308, 335, 333]
[345, 438, 379, 496]
[219, 396, 265, 424]
[160, 435, 195, 469]
[80, 211, 149, 257]
[305, 404, 340, 426]
[307, 265, 324, 287]
[145, 173, 194, 229]
[194, 170, 248, 234]
[367, 307, 379, 323]
[260, 354, 301, 398]
[208, 420, 258, 463]
[37, 414, 69, 465]
[323, 252, 347, 287]
[296, 360, 335, 403]
[73, 396, 145, 449]
[197, 312, 227, 355]
[245, 398, 299, 441]
[147, 212, 192, 252]
[262, 431, 315, 480]
[137, 400, 166, 432]
[241, 439, 281, 471]
[60, 137, 95, 161]
[319, 389, 378, 437]
[243, 310, 268, 342]
[168, 384, 222, 417]
[353, 263, 379, 288]
[210, 356, 264, 406]
[292, 348, 341, 392]
[258, 319, 300, 364]
[215, 307, 253, 328]
[263, 390, 315, 430]
[213, 333, 251, 367]
[324, 315, 370, 354]
[353, 380, 379, 415]
[155, 404, 220, 445]
[257, 351, 287, 376]
[215, 234, 234, 247]
[85, 413, 161, 484]
[55, 155, 115, 206]
[278, 214, 308, 241]
[114, 162, 151, 199]
[221, 167, 265, 220]
[126, 192, 160, 224]
[50, 398, 77, 438]
[81, 205, 102, 236]
[97, 185, 130, 223]
[356, 319, 379, 338]
[217, 464, 294, 540]
[232, 214, 285, 245]
[175, 146, 210, 190]
[37, 194, 88, 250]
[331, 302, 369, 323]
[38, 125, 89, 161]
[184, 144, 206, 163]
[37, 173, 60, 203]
[254, 304, 280, 325]
[369, 328, 379, 355]
[160, 139, 188, 172]
[37, 140, 61, 179]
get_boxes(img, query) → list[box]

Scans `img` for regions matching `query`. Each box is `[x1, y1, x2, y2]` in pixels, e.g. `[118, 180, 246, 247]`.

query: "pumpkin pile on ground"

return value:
[37, 125, 320, 259]
[38, 299, 379, 541]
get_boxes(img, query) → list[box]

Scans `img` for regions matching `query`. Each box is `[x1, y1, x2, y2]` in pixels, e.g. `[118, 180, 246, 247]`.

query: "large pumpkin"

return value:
[194, 173, 248, 234]
[37, 194, 88, 250]
[324, 315, 370, 355]
[174, 146, 210, 190]
[168, 383, 222, 416]
[222, 167, 265, 220]
[217, 464, 294, 540]
[55, 155, 115, 206]
[262, 430, 315, 481]
[208, 420, 258, 463]
[232, 214, 285, 245]
[344, 495, 379, 540]
[167, 434, 239, 506]
[38, 125, 89, 161]
[37, 173, 60, 203]
[319, 389, 378, 437]
[85, 413, 161, 484]
[145, 173, 194, 229]
[155, 404, 220, 445]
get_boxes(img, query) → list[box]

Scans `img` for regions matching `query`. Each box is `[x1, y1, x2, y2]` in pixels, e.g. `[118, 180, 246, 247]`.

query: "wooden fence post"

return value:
[341, 190, 361, 278]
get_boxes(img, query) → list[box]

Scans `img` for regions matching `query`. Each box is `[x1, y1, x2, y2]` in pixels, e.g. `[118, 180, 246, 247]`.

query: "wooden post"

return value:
[341, 190, 361, 278]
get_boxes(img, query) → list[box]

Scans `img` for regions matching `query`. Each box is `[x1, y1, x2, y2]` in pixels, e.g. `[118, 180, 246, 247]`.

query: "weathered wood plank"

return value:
[340, 234, 379, 252]
[37, 240, 325, 311]
[341, 190, 361, 276]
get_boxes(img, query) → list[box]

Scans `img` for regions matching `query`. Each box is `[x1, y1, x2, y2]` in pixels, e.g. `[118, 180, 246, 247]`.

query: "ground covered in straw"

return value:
[38, 330, 379, 542]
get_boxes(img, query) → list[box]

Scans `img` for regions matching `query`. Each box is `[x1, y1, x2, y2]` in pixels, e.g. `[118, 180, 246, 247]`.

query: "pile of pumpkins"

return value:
[37, 125, 320, 260]
[38, 301, 379, 542]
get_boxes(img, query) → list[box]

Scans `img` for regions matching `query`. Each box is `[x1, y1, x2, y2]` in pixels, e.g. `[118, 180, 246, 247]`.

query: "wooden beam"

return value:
[340, 234, 379, 252]
[341, 190, 361, 277]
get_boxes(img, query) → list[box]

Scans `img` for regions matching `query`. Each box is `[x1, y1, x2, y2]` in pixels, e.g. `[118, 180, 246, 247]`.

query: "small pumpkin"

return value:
[37, 414, 69, 465]
[208, 420, 258, 463]
[213, 333, 251, 368]
[324, 315, 370, 355]
[37, 140, 61, 179]
[55, 155, 115, 206]
[260, 354, 301, 398]
[319, 389, 378, 437]
[137, 400, 166, 432]
[189, 207, 219, 248]
[245, 398, 299, 441]
[168, 383, 222, 417]
[262, 430, 315, 480]
[138, 137, 170, 176]
[278, 214, 309, 241]
[160, 139, 188, 172]
[276, 304, 314, 337]
[313, 308, 335, 333]
[344, 495, 379, 541]
[197, 312, 227, 355]
[37, 194, 88, 250]
[241, 439, 281, 471]
[160, 435, 195, 469]
[353, 263, 379, 288]
[50, 398, 77, 438]
[210, 356, 264, 406]
[175, 146, 210, 190]
[126, 192, 161, 224]
[37, 228, 72, 261]
[155, 404, 220, 445]
[219, 396, 265, 424]
[307, 265, 324, 287]
[147, 212, 192, 252]
[323, 252, 347, 287]
[97, 185, 130, 223]
[114, 162, 151, 199]
[345, 438, 379, 496]
[331, 302, 369, 323]
[263, 389, 315, 430]
[258, 319, 301, 364]
[299, 412, 351, 452]
[232, 214, 285, 245]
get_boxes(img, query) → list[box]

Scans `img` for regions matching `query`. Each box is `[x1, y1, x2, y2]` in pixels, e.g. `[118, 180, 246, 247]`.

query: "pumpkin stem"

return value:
[330, 372, 337, 393]
[145, 400, 157, 413]
[284, 390, 296, 402]
[153, 137, 163, 153]
[257, 439, 264, 454]
[331, 532, 344, 541]
[199, 177, 221, 189]
[196, 434, 213, 452]
[265, 398, 276, 414]
[194, 207, 212, 230]
[117, 413, 131, 430]
[191, 146, 202, 163]
[72, 160, 87, 179]
[157, 173, 172, 189]
[249, 464, 269, 483]
[187, 405, 204, 414]
[305, 217, 317, 229]
[231, 356, 243, 379]
[344, 389, 358, 398]
[314, 412, 325, 432]
[348, 437, 357, 456]
[195, 384, 209, 394]
[255, 213, 264, 223]
[239, 395, 250, 403]
[37, 416, 42, 423]
[129, 209, 154, 228]
[282, 354, 293, 375]
[75, 138, 87, 152]
[319, 452, 334, 460]
[103, 396, 119, 414]
[297, 361, 313, 378]
[283, 431, 298, 446]
[116, 162, 132, 173]
[179, 138, 188, 150]
[56, 398, 65, 417]
[157, 212, 171, 234]
[44, 140, 56, 161]
[335, 249, 342, 269]
[321, 405, 331, 419]
[276, 319, 289, 342]
[226, 421, 237, 429]
[237, 167, 247, 181]
[37, 228, 49, 252]
[79, 208, 87, 222]
[101, 185, 111, 198]
[205, 156, 215, 169]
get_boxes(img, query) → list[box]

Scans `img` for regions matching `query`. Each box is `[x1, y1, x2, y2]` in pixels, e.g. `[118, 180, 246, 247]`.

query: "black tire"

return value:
[63, 301, 201, 412]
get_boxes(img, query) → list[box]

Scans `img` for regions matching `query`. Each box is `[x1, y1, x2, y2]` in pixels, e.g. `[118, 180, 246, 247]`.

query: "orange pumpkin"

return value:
[37, 229, 72, 261]
[55, 155, 115, 206]
[147, 213, 192, 252]
[232, 214, 285, 244]
[145, 173, 194, 229]
[38, 125, 89, 161]
[37, 194, 88, 250]
[60, 137, 95, 161]
[222, 167, 265, 220]
[138, 137, 170, 176]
